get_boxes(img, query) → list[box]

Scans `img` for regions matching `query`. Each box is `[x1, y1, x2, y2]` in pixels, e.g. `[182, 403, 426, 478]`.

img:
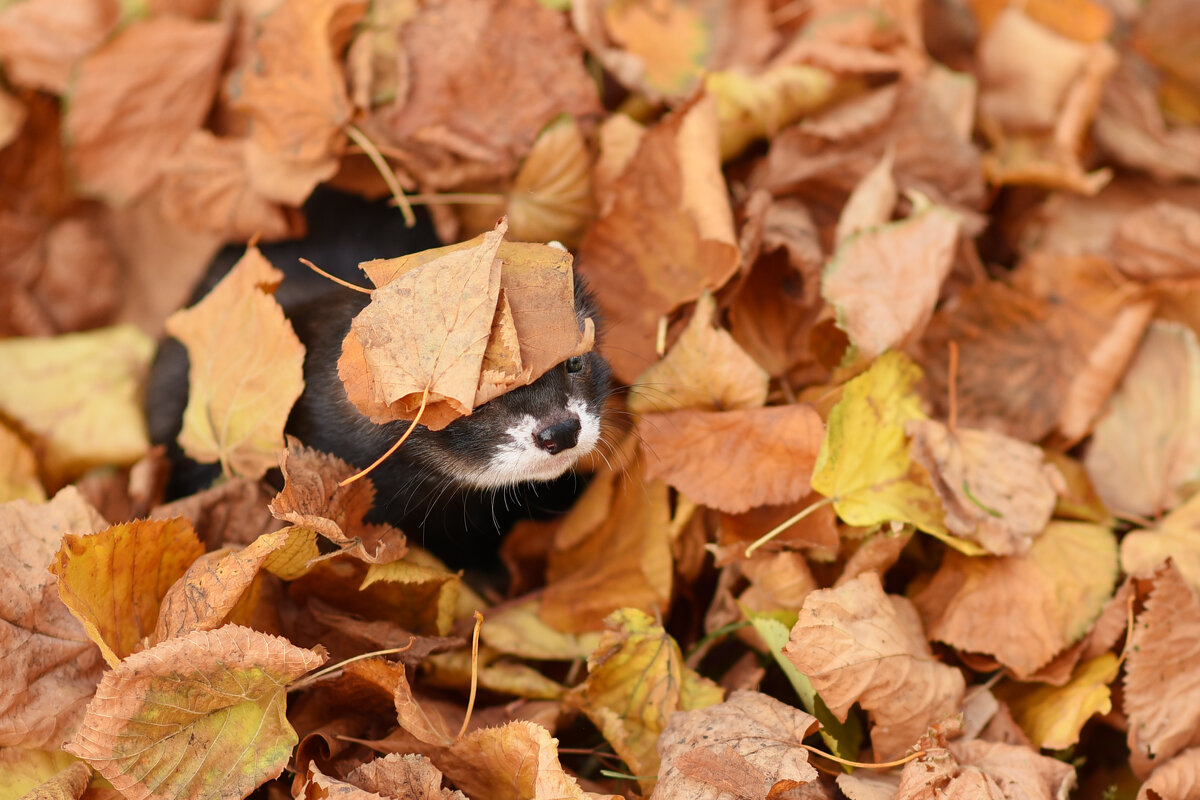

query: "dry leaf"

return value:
[1084, 322, 1200, 519]
[0, 0, 119, 94]
[1138, 748, 1200, 800]
[914, 521, 1118, 678]
[784, 572, 966, 761]
[577, 94, 741, 382]
[165, 245, 306, 479]
[997, 654, 1119, 750]
[1124, 562, 1200, 778]
[507, 115, 595, 248]
[908, 420, 1063, 556]
[569, 608, 724, 795]
[1112, 201, 1200, 280]
[0, 422, 44, 504]
[707, 64, 839, 161]
[0, 488, 107, 748]
[640, 404, 825, 514]
[652, 690, 820, 800]
[49, 517, 204, 667]
[0, 325, 153, 487]
[65, 15, 229, 204]
[1122, 493, 1200, 594]
[823, 202, 961, 359]
[898, 738, 1077, 800]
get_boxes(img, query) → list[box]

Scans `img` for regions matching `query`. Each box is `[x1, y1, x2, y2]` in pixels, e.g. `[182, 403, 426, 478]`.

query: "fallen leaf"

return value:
[49, 517, 204, 668]
[1094, 58, 1200, 183]
[1137, 747, 1200, 800]
[822, 201, 961, 359]
[651, 690, 820, 800]
[809, 351, 951, 544]
[0, 0, 119, 94]
[0, 488, 108, 748]
[1112, 201, 1200, 280]
[506, 115, 595, 248]
[303, 755, 467, 799]
[481, 599, 601, 662]
[165, 244, 306, 479]
[914, 521, 1118, 678]
[640, 404, 824, 514]
[1122, 492, 1200, 594]
[784, 572, 966, 761]
[232, 0, 365, 204]
[1084, 321, 1200, 519]
[0, 422, 44, 504]
[0, 325, 153, 488]
[358, 558, 463, 637]
[65, 15, 229, 204]
[707, 64, 839, 161]
[152, 529, 292, 643]
[998, 654, 1119, 750]
[577, 94, 741, 382]
[1124, 562, 1200, 777]
[834, 147, 898, 247]
[899, 738, 1077, 800]
[0, 748, 86, 798]
[628, 291, 769, 414]
[569, 608, 724, 795]
[66, 625, 325, 799]
[907, 420, 1063, 556]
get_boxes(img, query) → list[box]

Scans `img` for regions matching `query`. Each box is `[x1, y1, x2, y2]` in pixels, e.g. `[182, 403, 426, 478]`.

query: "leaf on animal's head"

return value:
[568, 608, 724, 796]
[908, 420, 1064, 556]
[65, 625, 325, 799]
[49, 517, 204, 668]
[809, 351, 953, 544]
[164, 245, 306, 480]
[340, 219, 595, 430]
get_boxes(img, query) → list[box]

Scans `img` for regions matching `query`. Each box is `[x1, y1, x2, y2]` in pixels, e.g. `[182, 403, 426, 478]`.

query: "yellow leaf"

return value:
[810, 351, 955, 544]
[49, 518, 204, 668]
[1122, 491, 1200, 595]
[707, 64, 838, 161]
[570, 608, 723, 795]
[0, 748, 83, 797]
[165, 246, 305, 479]
[360, 558, 462, 636]
[1000, 654, 1119, 749]
[0, 325, 153, 486]
[0, 423, 44, 504]
[508, 115, 595, 248]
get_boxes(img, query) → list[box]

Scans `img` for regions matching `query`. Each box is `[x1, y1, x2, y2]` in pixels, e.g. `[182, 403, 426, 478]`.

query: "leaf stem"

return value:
[401, 192, 507, 206]
[744, 496, 836, 558]
[288, 643, 414, 693]
[345, 123, 416, 227]
[456, 610, 484, 740]
[340, 387, 429, 487]
[803, 745, 929, 770]
[299, 257, 371, 294]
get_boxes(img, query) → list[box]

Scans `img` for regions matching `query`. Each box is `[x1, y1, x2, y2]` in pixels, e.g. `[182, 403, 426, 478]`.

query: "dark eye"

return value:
[565, 355, 585, 374]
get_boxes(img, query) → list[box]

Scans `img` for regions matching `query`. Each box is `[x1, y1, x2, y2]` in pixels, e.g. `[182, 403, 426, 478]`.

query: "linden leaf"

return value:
[914, 521, 1118, 678]
[1122, 492, 1200, 594]
[784, 572, 966, 762]
[507, 114, 595, 248]
[908, 420, 1063, 556]
[164, 245, 306, 480]
[809, 351, 952, 543]
[1084, 321, 1200, 519]
[570, 608, 724, 795]
[998, 653, 1119, 750]
[652, 691, 819, 800]
[822, 203, 962, 360]
[359, 559, 462, 637]
[0, 325, 154, 486]
[628, 291, 768, 414]
[65, 625, 325, 800]
[0, 488, 108, 749]
[592, 0, 711, 100]
[49, 517, 204, 668]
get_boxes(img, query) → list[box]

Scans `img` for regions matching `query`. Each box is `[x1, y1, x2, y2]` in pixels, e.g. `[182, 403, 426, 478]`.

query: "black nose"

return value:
[534, 418, 581, 455]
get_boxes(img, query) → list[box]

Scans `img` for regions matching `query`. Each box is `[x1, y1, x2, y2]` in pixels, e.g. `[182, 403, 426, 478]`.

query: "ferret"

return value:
[146, 189, 612, 565]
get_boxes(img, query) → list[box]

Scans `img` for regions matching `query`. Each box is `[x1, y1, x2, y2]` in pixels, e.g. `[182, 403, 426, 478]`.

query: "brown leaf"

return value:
[577, 94, 741, 383]
[150, 476, 280, 550]
[908, 420, 1063, 556]
[165, 245, 306, 479]
[50, 518, 204, 667]
[1112, 201, 1200, 280]
[1138, 747, 1200, 800]
[0, 488, 107, 748]
[65, 15, 229, 204]
[1124, 563, 1200, 778]
[629, 292, 768, 414]
[784, 572, 966, 761]
[232, 0, 365, 204]
[0, 421, 44, 504]
[641, 404, 825, 514]
[66, 624, 326, 799]
[1084, 322, 1200, 519]
[0, 0, 119, 94]
[363, 0, 601, 190]
[913, 521, 1118, 678]
[897, 738, 1077, 800]
[652, 690, 820, 800]
[506, 115, 595, 249]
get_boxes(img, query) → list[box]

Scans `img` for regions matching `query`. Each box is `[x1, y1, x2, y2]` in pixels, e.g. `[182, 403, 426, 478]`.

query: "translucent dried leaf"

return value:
[507, 115, 595, 248]
[0, 325, 153, 486]
[570, 608, 724, 795]
[914, 521, 1118, 678]
[65, 625, 325, 800]
[49, 517, 204, 667]
[835, 148, 898, 247]
[784, 572, 966, 761]
[651, 690, 820, 800]
[165, 246, 306, 479]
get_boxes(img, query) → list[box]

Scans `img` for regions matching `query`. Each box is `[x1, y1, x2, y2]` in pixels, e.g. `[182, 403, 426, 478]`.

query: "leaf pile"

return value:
[3, 0, 1200, 798]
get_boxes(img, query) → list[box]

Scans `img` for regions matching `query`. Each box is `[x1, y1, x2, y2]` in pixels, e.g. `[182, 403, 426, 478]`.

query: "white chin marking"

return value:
[464, 398, 601, 490]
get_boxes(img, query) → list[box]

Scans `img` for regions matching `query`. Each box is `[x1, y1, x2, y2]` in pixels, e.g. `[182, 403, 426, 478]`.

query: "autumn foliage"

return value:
[3, 0, 1200, 798]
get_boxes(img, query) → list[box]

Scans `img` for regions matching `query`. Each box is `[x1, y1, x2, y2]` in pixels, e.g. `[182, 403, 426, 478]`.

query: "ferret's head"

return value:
[410, 279, 612, 490]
